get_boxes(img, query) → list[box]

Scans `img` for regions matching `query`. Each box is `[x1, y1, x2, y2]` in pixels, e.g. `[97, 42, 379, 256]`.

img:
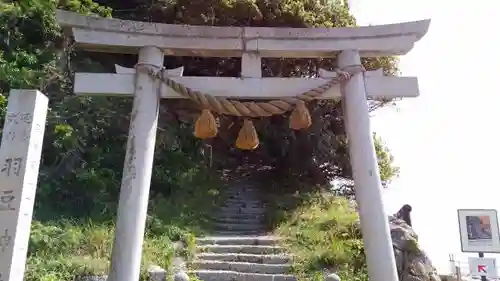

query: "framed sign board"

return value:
[458, 209, 500, 253]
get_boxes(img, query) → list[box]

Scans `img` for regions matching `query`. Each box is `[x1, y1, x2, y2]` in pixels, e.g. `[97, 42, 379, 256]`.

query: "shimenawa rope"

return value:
[134, 63, 365, 150]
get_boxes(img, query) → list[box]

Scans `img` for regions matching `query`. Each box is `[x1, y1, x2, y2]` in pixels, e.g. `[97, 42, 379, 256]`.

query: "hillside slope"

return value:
[271, 193, 366, 281]
[26, 171, 226, 281]
[269, 191, 441, 281]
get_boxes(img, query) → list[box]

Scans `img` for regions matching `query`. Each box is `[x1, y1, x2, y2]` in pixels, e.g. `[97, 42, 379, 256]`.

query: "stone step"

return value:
[214, 222, 266, 231]
[192, 260, 291, 274]
[227, 186, 256, 191]
[217, 213, 265, 218]
[224, 197, 261, 201]
[213, 230, 267, 236]
[198, 245, 283, 255]
[222, 202, 265, 208]
[214, 217, 263, 225]
[226, 193, 259, 198]
[192, 270, 296, 281]
[227, 190, 258, 194]
[224, 196, 264, 205]
[219, 207, 266, 214]
[228, 185, 257, 191]
[196, 236, 280, 246]
[225, 198, 263, 204]
[217, 213, 265, 219]
[197, 253, 290, 264]
[225, 196, 260, 202]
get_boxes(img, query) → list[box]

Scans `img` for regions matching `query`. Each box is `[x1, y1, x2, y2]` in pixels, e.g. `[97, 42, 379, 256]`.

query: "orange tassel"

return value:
[289, 100, 312, 130]
[236, 119, 259, 150]
[194, 109, 218, 139]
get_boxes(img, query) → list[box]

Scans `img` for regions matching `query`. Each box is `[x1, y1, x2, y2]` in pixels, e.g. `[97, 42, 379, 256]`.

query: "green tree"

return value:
[1, 0, 399, 202]
[122, 0, 399, 192]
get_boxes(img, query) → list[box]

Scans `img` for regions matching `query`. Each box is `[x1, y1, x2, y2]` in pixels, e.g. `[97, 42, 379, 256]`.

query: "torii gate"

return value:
[53, 10, 428, 281]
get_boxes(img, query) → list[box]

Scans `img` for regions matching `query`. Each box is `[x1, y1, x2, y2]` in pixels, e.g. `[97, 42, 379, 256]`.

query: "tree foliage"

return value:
[94, 0, 399, 193]
[1, 0, 399, 214]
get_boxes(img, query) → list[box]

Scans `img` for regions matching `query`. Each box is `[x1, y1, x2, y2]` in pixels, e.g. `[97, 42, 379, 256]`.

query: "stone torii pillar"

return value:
[108, 46, 164, 281]
[339, 50, 398, 281]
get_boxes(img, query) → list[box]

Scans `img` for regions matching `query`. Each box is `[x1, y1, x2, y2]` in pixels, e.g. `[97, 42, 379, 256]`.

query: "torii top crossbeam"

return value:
[56, 9, 429, 58]
[56, 10, 430, 100]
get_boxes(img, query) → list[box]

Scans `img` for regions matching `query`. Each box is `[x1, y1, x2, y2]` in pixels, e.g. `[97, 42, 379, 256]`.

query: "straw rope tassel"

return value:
[236, 119, 259, 150]
[289, 100, 312, 130]
[194, 109, 218, 139]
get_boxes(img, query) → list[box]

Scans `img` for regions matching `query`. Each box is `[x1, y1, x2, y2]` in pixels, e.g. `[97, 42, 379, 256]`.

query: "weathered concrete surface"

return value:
[198, 245, 283, 255]
[56, 9, 430, 57]
[74, 68, 421, 100]
[107, 46, 164, 281]
[192, 261, 291, 274]
[193, 270, 296, 281]
[0, 90, 48, 281]
[197, 236, 280, 246]
[197, 253, 290, 264]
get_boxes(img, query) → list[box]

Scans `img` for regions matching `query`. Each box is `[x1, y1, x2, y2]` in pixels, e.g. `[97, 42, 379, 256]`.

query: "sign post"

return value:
[458, 209, 500, 280]
[479, 252, 486, 281]
[468, 256, 497, 279]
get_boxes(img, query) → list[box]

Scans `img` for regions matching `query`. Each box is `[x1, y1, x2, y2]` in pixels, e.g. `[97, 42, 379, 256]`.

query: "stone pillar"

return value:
[338, 50, 398, 281]
[0, 90, 48, 281]
[108, 46, 164, 281]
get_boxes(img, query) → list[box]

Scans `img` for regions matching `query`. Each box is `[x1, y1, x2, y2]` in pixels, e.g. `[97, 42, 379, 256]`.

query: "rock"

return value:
[325, 273, 341, 281]
[351, 204, 441, 281]
[388, 213, 441, 281]
[172, 257, 187, 272]
[174, 271, 190, 281]
[148, 265, 166, 281]
[172, 241, 184, 251]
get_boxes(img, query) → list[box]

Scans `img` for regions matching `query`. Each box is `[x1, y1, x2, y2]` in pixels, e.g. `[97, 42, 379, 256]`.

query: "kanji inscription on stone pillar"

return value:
[0, 90, 48, 281]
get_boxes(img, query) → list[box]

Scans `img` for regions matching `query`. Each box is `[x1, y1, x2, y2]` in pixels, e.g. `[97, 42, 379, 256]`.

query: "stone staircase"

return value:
[191, 184, 296, 281]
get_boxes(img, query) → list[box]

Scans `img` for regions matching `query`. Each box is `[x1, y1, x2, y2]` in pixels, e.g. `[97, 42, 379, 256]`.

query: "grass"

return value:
[25, 170, 226, 281]
[24, 165, 370, 281]
[268, 191, 368, 281]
